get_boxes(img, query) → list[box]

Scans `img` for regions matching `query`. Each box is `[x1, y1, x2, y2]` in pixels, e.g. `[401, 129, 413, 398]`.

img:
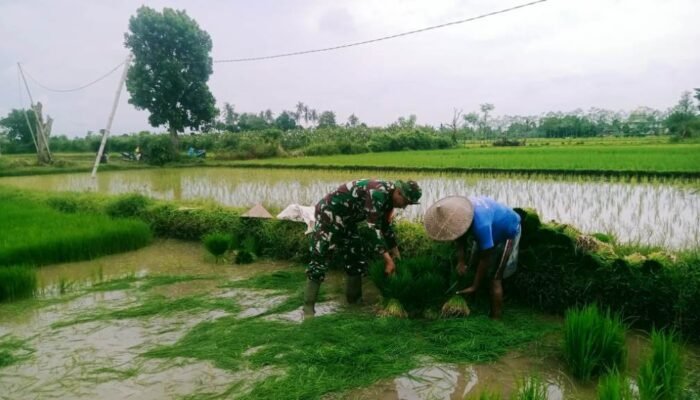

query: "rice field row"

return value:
[0, 193, 152, 268]
[232, 143, 700, 174]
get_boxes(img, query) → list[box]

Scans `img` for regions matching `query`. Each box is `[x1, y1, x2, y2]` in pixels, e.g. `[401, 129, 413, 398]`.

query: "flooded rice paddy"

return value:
[1, 240, 698, 399]
[1, 167, 698, 249]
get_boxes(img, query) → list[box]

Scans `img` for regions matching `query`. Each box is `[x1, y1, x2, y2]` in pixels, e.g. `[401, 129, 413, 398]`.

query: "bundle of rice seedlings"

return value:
[440, 295, 470, 318]
[203, 232, 231, 262]
[564, 304, 627, 381]
[637, 330, 684, 400]
[235, 250, 255, 264]
[597, 372, 633, 400]
[378, 298, 407, 318]
[513, 376, 547, 400]
[466, 390, 502, 400]
[369, 255, 450, 317]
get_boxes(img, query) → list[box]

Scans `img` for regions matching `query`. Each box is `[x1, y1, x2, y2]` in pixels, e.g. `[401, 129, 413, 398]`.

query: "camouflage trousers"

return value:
[307, 220, 370, 282]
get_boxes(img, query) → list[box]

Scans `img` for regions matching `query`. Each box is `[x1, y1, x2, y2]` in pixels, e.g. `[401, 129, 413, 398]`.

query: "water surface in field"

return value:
[1, 167, 698, 249]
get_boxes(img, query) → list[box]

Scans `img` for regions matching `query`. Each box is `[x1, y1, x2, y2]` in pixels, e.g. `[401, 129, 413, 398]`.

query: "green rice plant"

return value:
[512, 376, 547, 400]
[440, 295, 470, 318]
[202, 232, 231, 261]
[597, 372, 633, 400]
[564, 304, 627, 381]
[0, 266, 37, 302]
[637, 330, 684, 400]
[58, 276, 72, 295]
[0, 195, 152, 267]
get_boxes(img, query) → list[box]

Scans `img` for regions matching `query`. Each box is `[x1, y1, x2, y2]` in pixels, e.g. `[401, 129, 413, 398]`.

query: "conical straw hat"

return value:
[423, 196, 474, 241]
[242, 203, 273, 218]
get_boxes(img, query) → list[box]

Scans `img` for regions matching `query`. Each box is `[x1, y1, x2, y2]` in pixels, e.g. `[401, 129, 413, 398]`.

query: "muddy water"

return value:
[1, 168, 698, 248]
[0, 241, 298, 399]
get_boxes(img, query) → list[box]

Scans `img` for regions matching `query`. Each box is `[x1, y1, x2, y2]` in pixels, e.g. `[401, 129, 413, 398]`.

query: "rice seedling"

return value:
[564, 304, 627, 381]
[202, 232, 231, 262]
[440, 295, 470, 318]
[377, 298, 408, 318]
[0, 195, 152, 267]
[513, 376, 547, 400]
[597, 372, 633, 400]
[58, 276, 72, 295]
[0, 266, 37, 302]
[369, 255, 450, 317]
[637, 330, 685, 400]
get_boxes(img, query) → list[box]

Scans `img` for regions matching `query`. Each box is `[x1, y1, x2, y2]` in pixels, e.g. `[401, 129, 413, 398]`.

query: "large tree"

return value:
[317, 111, 336, 128]
[124, 6, 217, 148]
[0, 109, 37, 149]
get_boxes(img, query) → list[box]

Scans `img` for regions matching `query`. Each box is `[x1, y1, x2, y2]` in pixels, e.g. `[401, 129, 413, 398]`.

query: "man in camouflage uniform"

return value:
[304, 179, 422, 317]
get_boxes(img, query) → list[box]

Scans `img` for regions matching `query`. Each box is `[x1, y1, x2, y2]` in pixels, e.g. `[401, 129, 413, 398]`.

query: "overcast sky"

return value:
[1, 0, 698, 137]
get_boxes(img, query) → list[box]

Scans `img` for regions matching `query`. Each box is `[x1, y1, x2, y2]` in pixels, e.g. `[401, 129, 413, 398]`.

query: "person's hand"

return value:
[390, 247, 401, 260]
[456, 262, 467, 276]
[456, 286, 477, 295]
[384, 256, 396, 276]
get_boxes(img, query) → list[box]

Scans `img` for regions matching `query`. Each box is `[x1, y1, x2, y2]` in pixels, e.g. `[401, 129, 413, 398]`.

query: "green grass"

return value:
[0, 266, 37, 302]
[0, 192, 152, 267]
[0, 335, 33, 369]
[145, 309, 553, 399]
[563, 304, 627, 381]
[231, 143, 700, 174]
[638, 330, 685, 400]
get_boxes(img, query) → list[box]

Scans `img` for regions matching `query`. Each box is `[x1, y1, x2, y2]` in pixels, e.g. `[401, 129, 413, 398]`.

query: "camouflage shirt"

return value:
[317, 179, 398, 254]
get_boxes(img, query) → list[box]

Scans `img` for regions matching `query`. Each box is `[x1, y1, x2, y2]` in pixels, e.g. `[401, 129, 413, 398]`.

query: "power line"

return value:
[214, 0, 549, 63]
[20, 60, 126, 93]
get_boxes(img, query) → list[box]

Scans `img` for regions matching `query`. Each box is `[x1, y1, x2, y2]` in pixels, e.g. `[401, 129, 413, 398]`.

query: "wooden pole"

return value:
[91, 54, 132, 178]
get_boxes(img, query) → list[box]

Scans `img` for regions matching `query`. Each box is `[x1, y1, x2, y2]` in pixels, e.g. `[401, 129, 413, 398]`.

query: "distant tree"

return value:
[262, 109, 275, 124]
[665, 92, 699, 138]
[275, 111, 297, 131]
[448, 108, 463, 143]
[394, 114, 417, 130]
[0, 109, 37, 148]
[309, 109, 319, 127]
[318, 110, 336, 128]
[695, 89, 700, 110]
[479, 103, 495, 140]
[238, 113, 270, 131]
[222, 103, 239, 131]
[347, 113, 360, 128]
[124, 6, 218, 150]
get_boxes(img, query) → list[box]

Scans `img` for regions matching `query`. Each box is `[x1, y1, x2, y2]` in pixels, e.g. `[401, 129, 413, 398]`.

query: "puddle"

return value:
[265, 301, 342, 323]
[347, 352, 597, 400]
[34, 239, 290, 289]
[215, 287, 290, 318]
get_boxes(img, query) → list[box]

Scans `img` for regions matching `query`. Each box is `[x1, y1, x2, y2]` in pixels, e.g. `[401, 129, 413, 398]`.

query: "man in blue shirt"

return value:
[423, 195, 521, 319]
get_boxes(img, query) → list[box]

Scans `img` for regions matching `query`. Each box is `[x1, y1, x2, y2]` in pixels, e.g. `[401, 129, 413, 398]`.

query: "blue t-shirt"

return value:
[468, 196, 521, 251]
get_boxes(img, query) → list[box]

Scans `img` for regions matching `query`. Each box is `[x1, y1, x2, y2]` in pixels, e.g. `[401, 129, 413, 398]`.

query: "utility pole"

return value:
[18, 62, 52, 163]
[91, 53, 132, 178]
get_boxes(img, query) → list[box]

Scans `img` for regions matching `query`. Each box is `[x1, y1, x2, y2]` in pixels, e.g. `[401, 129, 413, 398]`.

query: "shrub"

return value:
[140, 134, 178, 165]
[638, 330, 684, 400]
[564, 304, 627, 381]
[235, 250, 255, 264]
[0, 266, 37, 302]
[105, 193, 151, 218]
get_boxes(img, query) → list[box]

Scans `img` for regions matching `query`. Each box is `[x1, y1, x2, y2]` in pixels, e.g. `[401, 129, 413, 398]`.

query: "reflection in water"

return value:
[1, 168, 698, 248]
